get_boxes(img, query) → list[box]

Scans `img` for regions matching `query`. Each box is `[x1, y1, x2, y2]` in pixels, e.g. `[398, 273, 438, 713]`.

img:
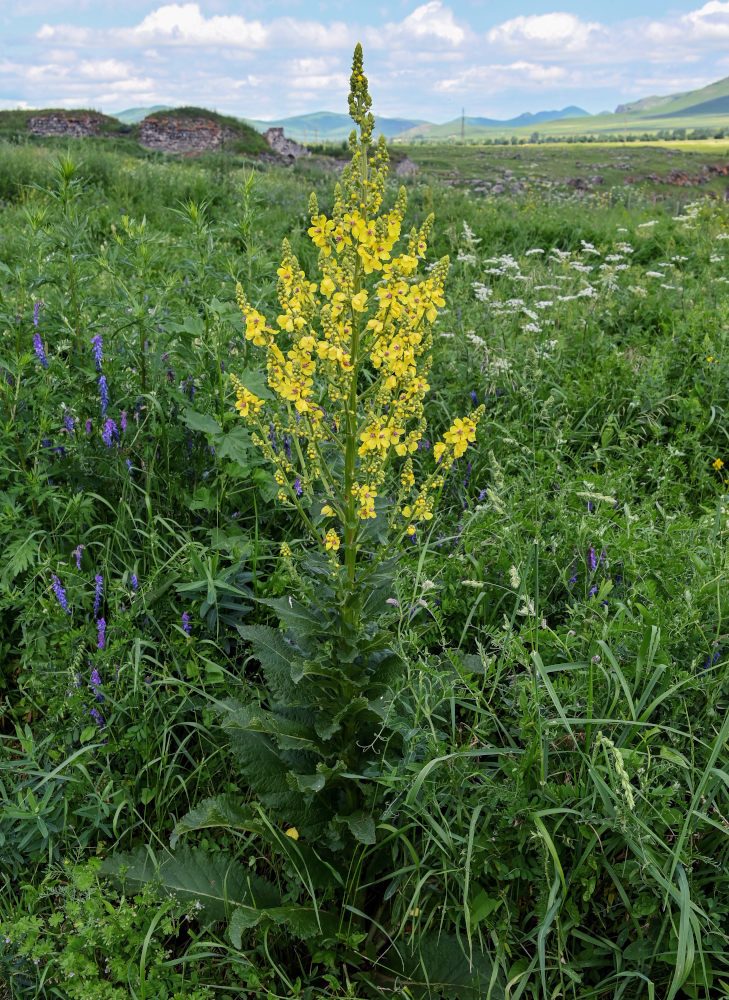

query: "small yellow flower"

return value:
[713, 458, 725, 471]
[324, 529, 340, 551]
[351, 289, 368, 312]
[285, 827, 300, 840]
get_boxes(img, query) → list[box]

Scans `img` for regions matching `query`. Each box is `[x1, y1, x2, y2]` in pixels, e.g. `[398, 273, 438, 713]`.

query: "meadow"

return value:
[1, 61, 729, 1000]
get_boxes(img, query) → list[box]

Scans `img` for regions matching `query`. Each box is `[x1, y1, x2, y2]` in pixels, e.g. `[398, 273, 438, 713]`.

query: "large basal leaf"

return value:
[229, 902, 340, 947]
[101, 846, 280, 921]
[170, 795, 264, 848]
[257, 595, 331, 637]
[236, 624, 303, 702]
[383, 934, 504, 999]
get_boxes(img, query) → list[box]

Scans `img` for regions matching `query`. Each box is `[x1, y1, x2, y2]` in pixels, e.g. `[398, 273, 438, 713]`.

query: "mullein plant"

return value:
[144, 48, 487, 979]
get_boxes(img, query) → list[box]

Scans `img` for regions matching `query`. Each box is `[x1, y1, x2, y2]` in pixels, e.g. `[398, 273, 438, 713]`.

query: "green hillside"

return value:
[244, 111, 425, 143]
[115, 105, 170, 124]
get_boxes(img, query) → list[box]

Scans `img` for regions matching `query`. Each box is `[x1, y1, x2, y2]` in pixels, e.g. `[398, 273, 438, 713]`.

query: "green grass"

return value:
[0, 134, 727, 998]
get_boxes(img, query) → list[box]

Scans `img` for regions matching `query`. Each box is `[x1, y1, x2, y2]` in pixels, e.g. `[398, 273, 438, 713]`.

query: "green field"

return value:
[1, 68, 728, 1000]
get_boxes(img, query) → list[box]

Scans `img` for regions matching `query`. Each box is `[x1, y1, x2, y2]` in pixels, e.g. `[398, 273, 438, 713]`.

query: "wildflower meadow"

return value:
[1, 47, 729, 1000]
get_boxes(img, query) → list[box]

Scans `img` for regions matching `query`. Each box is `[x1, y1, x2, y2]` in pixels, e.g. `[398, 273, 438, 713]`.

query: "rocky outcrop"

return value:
[28, 112, 103, 137]
[263, 127, 310, 159]
[139, 116, 240, 153]
[394, 156, 418, 177]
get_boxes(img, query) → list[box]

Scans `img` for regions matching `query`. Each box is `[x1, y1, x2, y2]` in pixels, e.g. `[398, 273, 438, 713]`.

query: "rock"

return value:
[139, 116, 240, 152]
[394, 156, 418, 177]
[28, 112, 103, 137]
[262, 127, 309, 159]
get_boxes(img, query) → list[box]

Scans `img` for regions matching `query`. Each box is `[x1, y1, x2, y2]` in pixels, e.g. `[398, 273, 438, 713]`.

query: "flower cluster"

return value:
[231, 45, 482, 571]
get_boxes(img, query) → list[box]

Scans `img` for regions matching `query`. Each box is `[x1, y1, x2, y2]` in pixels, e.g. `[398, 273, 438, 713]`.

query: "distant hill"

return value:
[616, 75, 729, 118]
[397, 106, 590, 142]
[244, 111, 426, 144]
[115, 105, 170, 124]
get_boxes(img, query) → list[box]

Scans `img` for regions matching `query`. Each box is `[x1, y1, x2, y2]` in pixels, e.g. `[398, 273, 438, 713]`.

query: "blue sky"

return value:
[2, 1, 729, 122]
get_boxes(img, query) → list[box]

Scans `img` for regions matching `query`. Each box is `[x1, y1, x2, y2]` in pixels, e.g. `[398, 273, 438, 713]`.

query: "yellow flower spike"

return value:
[324, 529, 341, 551]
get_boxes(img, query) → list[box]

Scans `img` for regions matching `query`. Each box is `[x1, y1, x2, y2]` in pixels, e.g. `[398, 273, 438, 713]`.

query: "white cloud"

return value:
[400, 2, 466, 45]
[646, 1, 729, 43]
[487, 12, 603, 53]
[436, 61, 569, 94]
[77, 59, 136, 80]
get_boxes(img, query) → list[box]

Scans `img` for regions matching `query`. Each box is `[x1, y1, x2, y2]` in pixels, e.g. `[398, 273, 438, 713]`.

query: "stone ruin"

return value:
[28, 113, 104, 137]
[138, 116, 241, 153]
[263, 127, 310, 159]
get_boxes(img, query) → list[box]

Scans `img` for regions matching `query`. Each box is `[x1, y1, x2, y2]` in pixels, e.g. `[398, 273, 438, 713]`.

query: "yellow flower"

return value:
[324, 529, 340, 551]
[713, 458, 725, 471]
[351, 290, 368, 312]
[285, 827, 300, 840]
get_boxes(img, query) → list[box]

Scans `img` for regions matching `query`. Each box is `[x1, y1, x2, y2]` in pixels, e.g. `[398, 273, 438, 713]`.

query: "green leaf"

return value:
[233, 368, 274, 401]
[184, 409, 222, 437]
[257, 596, 329, 637]
[386, 933, 503, 999]
[171, 795, 265, 848]
[229, 903, 338, 947]
[102, 846, 280, 922]
[292, 773, 326, 794]
[236, 625, 302, 702]
[342, 811, 376, 845]
[216, 425, 253, 466]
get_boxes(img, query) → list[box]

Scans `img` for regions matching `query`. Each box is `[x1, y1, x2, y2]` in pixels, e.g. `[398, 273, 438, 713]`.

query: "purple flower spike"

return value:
[96, 618, 106, 649]
[33, 300, 44, 328]
[98, 375, 109, 417]
[182, 612, 191, 635]
[294, 477, 302, 496]
[102, 418, 117, 448]
[90, 706, 105, 729]
[120, 410, 127, 433]
[588, 585, 598, 599]
[470, 389, 478, 404]
[73, 544, 85, 571]
[600, 549, 607, 565]
[91, 334, 103, 372]
[126, 458, 133, 476]
[588, 547, 597, 573]
[51, 574, 71, 613]
[85, 418, 92, 436]
[131, 573, 138, 591]
[90, 668, 104, 701]
[33, 332, 49, 368]
[93, 574, 103, 616]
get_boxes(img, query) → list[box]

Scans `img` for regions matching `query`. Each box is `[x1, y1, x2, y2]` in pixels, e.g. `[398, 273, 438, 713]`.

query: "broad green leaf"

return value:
[170, 795, 264, 848]
[342, 811, 376, 845]
[184, 408, 221, 436]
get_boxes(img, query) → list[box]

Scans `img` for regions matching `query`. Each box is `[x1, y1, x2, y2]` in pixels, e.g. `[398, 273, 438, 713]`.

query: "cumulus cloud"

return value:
[436, 61, 569, 94]
[487, 12, 603, 54]
[646, 0, 729, 43]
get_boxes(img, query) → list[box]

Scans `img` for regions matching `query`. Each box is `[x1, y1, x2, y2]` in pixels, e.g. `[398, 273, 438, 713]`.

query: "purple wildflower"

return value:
[73, 544, 84, 571]
[131, 573, 138, 591]
[568, 561, 577, 589]
[63, 409, 75, 435]
[90, 668, 104, 701]
[600, 549, 607, 565]
[51, 574, 71, 613]
[91, 334, 103, 371]
[586, 500, 594, 513]
[470, 389, 478, 405]
[283, 435, 293, 461]
[120, 410, 127, 432]
[33, 332, 49, 368]
[588, 585, 598, 599]
[269, 424, 277, 451]
[182, 612, 191, 635]
[126, 458, 133, 476]
[85, 418, 92, 436]
[93, 574, 103, 615]
[463, 461, 472, 490]
[33, 300, 43, 327]
[102, 418, 117, 448]
[96, 618, 106, 649]
[588, 547, 597, 572]
[98, 375, 109, 417]
[294, 477, 303, 496]
[89, 706, 105, 729]
[477, 488, 487, 501]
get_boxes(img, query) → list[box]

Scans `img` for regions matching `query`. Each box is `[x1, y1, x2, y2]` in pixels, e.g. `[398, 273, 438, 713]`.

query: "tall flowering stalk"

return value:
[232, 45, 482, 626]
